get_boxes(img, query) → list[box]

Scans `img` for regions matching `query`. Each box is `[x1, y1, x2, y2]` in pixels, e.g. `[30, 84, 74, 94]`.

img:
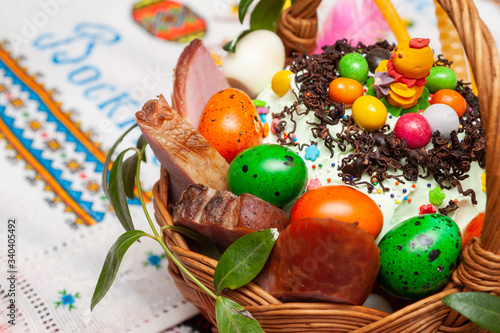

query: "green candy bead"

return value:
[426, 66, 457, 93]
[339, 53, 369, 84]
[227, 144, 308, 207]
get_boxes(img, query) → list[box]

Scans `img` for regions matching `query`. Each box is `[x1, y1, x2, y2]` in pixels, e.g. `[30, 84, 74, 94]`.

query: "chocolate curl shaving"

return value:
[276, 0, 321, 63]
[439, 200, 459, 215]
[434, 54, 454, 67]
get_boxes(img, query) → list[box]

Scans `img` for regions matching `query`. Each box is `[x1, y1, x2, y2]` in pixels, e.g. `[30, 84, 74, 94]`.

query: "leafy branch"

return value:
[91, 125, 276, 332]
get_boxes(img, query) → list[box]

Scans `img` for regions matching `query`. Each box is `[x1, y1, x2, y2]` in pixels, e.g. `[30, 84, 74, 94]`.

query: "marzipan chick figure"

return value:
[375, 38, 434, 109]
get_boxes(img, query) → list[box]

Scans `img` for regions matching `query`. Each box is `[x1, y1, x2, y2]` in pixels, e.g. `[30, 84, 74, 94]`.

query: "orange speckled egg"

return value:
[328, 77, 364, 106]
[199, 88, 262, 162]
[290, 185, 384, 238]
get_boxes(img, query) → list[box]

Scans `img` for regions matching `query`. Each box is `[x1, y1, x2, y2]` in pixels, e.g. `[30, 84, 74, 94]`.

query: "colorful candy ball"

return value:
[378, 214, 462, 299]
[272, 70, 293, 97]
[328, 77, 364, 106]
[366, 48, 391, 73]
[352, 95, 388, 131]
[227, 144, 308, 207]
[339, 53, 369, 83]
[426, 66, 457, 93]
[422, 103, 460, 139]
[430, 89, 467, 117]
[394, 113, 432, 149]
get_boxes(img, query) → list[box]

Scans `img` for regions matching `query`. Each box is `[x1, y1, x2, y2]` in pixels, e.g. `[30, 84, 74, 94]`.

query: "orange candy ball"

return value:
[199, 88, 262, 163]
[430, 89, 467, 117]
[328, 77, 364, 106]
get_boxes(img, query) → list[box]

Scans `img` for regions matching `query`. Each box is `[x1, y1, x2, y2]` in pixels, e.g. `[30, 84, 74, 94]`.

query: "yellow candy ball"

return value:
[271, 70, 293, 97]
[352, 95, 388, 131]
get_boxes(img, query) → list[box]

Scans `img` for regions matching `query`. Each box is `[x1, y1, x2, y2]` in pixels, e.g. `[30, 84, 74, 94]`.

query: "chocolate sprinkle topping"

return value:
[271, 40, 485, 203]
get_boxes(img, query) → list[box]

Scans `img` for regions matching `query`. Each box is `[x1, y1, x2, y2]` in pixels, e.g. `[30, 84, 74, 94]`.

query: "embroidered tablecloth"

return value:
[0, 0, 498, 332]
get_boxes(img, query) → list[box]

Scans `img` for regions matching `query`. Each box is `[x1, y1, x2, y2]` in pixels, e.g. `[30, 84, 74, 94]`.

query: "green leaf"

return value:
[136, 134, 147, 162]
[442, 292, 500, 333]
[102, 124, 137, 201]
[223, 30, 251, 53]
[163, 225, 221, 260]
[238, 0, 255, 24]
[249, 0, 286, 31]
[91, 230, 147, 310]
[216, 296, 264, 333]
[122, 154, 139, 200]
[109, 150, 134, 231]
[213, 229, 277, 294]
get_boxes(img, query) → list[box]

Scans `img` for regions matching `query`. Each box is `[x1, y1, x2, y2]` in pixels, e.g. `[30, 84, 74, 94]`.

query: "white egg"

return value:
[362, 293, 393, 313]
[422, 103, 460, 139]
[222, 30, 285, 98]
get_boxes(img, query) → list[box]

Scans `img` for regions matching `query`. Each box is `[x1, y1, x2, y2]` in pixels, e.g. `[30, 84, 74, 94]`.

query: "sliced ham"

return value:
[173, 184, 289, 249]
[256, 217, 380, 305]
[135, 95, 228, 203]
[172, 39, 230, 129]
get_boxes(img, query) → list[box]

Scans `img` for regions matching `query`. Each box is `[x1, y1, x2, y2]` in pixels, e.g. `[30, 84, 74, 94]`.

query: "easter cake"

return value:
[253, 38, 486, 242]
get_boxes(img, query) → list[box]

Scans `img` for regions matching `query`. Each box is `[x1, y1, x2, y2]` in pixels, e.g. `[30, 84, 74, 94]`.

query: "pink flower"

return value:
[307, 178, 322, 190]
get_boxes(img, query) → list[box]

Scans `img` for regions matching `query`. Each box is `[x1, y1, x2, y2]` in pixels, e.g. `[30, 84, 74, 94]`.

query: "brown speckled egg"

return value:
[199, 88, 262, 162]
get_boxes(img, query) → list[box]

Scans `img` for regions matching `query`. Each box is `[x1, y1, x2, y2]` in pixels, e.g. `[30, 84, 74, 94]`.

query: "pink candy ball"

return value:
[394, 113, 432, 149]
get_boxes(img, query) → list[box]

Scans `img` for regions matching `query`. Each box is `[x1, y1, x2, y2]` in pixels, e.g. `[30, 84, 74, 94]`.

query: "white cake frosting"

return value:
[258, 75, 486, 242]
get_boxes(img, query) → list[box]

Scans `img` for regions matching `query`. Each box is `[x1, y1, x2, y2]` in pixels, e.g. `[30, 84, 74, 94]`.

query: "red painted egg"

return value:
[290, 185, 383, 238]
[199, 88, 262, 162]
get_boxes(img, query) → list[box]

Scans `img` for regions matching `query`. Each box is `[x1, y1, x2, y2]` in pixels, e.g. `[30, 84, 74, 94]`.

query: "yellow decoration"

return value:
[373, 0, 410, 43]
[392, 39, 433, 79]
[375, 60, 389, 73]
[390, 82, 414, 98]
[387, 84, 424, 109]
[352, 95, 388, 131]
[271, 70, 293, 97]
[481, 173, 486, 193]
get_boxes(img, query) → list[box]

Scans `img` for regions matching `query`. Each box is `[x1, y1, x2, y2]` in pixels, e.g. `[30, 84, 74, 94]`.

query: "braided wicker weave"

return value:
[154, 0, 500, 331]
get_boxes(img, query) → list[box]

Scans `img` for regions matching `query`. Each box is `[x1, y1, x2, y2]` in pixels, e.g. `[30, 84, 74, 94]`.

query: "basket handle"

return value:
[435, 0, 500, 254]
[276, 0, 321, 60]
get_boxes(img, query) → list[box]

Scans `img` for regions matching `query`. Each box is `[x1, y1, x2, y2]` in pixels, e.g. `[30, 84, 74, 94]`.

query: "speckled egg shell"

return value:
[227, 144, 308, 207]
[378, 214, 461, 299]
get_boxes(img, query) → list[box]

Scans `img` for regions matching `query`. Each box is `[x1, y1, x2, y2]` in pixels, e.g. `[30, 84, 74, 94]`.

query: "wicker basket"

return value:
[153, 0, 500, 331]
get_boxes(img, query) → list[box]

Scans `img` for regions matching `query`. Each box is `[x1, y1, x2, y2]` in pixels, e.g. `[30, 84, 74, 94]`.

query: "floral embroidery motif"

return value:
[143, 251, 167, 269]
[55, 290, 80, 311]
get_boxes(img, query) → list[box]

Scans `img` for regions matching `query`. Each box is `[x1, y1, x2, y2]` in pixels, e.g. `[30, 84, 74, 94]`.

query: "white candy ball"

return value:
[222, 30, 285, 98]
[362, 293, 393, 313]
[422, 103, 460, 139]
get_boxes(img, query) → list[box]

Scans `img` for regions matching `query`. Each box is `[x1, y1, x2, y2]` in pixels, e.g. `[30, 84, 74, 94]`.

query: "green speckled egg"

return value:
[378, 214, 461, 299]
[227, 144, 308, 207]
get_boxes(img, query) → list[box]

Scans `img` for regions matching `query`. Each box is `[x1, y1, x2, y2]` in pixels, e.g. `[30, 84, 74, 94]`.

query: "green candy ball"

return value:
[227, 144, 308, 207]
[339, 53, 369, 83]
[378, 214, 461, 299]
[426, 66, 457, 93]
